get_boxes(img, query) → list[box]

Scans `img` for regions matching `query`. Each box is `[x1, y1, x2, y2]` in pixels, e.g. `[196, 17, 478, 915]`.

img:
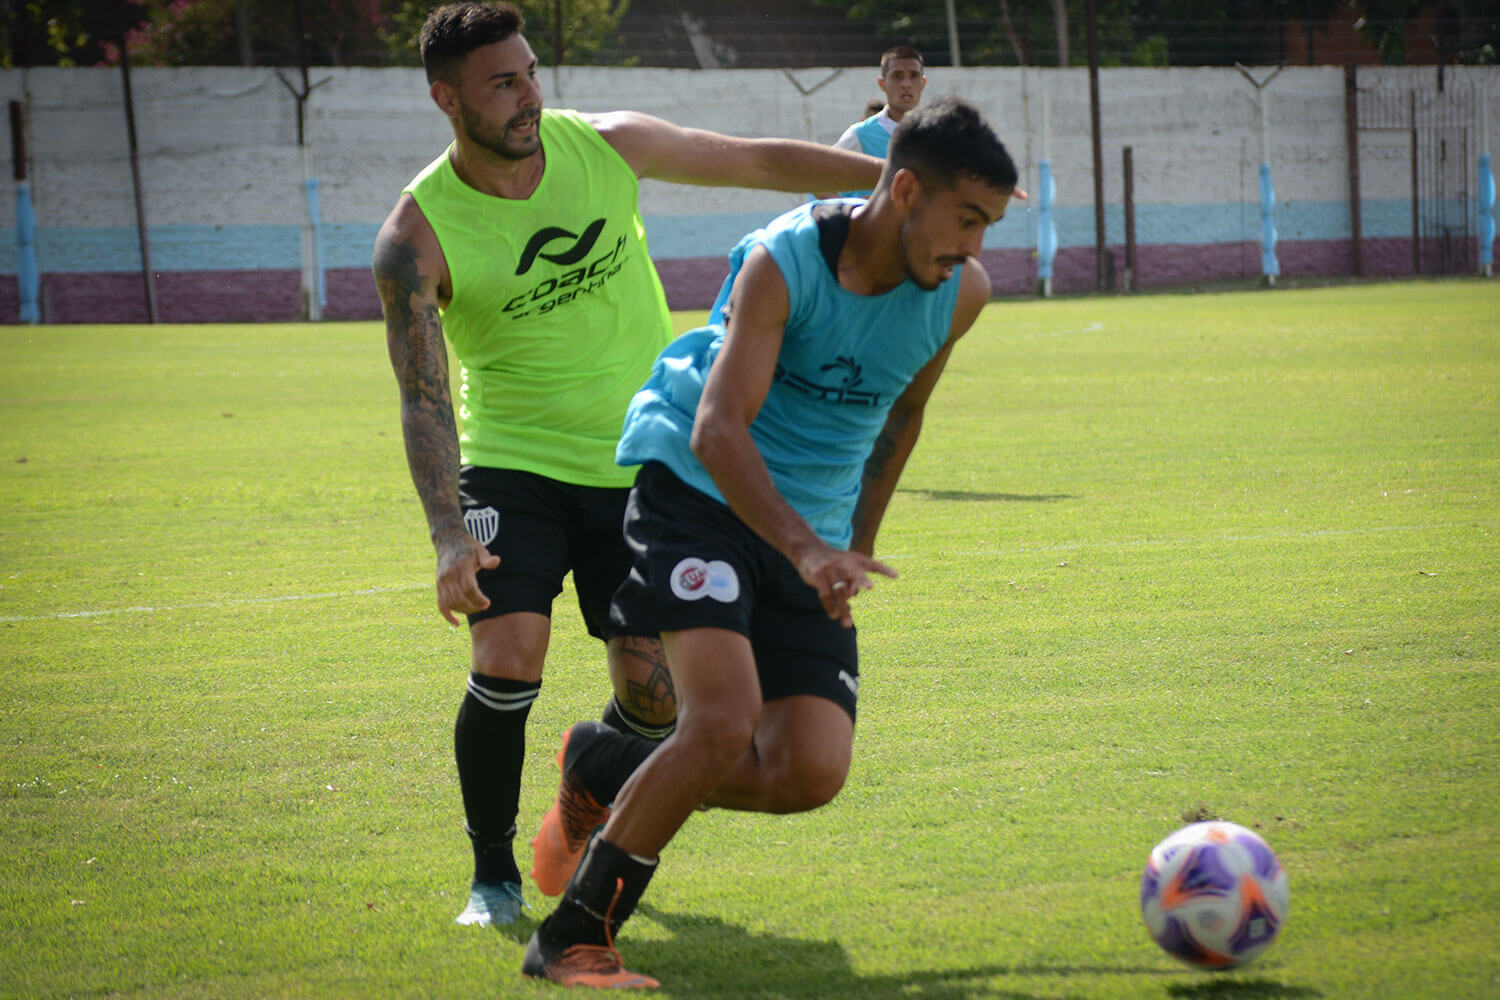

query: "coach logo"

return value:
[669, 557, 740, 603]
[464, 506, 500, 547]
[504, 232, 628, 317]
[515, 218, 607, 275]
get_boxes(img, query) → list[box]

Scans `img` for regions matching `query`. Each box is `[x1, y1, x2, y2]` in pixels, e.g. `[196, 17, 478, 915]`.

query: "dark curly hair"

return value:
[884, 96, 1017, 196]
[419, 3, 525, 84]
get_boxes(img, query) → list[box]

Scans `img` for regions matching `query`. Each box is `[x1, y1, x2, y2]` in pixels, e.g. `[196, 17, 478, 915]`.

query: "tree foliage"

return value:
[1353, 0, 1470, 65]
[1, 0, 143, 67]
[813, 0, 1494, 67]
[0, 0, 629, 68]
[119, 0, 391, 67]
[814, 0, 1267, 66]
[2, 0, 1493, 68]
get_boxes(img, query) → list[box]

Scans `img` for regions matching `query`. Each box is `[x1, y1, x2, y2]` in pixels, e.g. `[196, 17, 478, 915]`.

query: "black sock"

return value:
[467, 823, 518, 887]
[454, 673, 540, 886]
[601, 694, 676, 742]
[542, 838, 657, 948]
[573, 724, 658, 806]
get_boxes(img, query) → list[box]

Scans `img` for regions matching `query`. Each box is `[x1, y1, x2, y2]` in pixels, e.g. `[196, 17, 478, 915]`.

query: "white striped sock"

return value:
[466, 675, 539, 713]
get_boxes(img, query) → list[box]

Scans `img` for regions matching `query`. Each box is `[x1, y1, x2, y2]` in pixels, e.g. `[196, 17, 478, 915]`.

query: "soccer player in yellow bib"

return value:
[372, 1, 882, 931]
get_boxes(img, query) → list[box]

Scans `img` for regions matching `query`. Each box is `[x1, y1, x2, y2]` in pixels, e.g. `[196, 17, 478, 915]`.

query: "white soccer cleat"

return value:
[454, 881, 526, 927]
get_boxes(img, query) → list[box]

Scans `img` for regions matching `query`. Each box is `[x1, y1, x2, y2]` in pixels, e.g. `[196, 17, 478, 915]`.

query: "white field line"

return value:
[2, 520, 1487, 625]
[1021, 320, 1106, 338]
[0, 583, 429, 624]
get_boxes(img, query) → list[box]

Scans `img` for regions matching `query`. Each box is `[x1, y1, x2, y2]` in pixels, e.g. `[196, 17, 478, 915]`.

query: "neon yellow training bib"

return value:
[405, 109, 673, 487]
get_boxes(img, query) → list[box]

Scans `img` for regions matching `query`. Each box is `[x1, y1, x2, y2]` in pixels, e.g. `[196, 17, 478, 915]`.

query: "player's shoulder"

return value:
[575, 109, 680, 174]
[960, 255, 992, 298]
[377, 194, 435, 249]
[946, 257, 991, 341]
[577, 108, 667, 143]
[755, 202, 827, 269]
[373, 194, 445, 283]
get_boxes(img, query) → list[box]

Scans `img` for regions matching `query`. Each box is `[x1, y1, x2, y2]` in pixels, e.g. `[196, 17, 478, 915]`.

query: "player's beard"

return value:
[458, 102, 542, 161]
[899, 215, 961, 291]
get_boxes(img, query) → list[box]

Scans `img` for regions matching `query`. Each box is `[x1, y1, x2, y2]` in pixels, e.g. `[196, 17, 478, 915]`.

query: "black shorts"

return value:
[610, 462, 859, 721]
[459, 466, 642, 640]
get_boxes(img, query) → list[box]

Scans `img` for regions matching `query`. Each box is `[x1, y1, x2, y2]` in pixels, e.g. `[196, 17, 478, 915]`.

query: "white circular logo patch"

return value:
[669, 557, 741, 603]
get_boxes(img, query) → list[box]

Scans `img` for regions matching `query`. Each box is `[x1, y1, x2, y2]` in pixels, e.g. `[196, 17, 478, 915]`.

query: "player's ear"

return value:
[890, 168, 921, 212]
[430, 78, 459, 118]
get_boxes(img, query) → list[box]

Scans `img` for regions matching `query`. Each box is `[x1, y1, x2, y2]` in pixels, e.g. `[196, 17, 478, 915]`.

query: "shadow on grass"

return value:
[473, 901, 542, 944]
[626, 904, 1186, 999]
[1168, 979, 1322, 999]
[898, 488, 1076, 503]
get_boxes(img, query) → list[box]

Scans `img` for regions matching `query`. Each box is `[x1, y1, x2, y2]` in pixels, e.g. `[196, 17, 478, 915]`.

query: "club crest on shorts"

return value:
[463, 506, 500, 547]
[669, 557, 740, 603]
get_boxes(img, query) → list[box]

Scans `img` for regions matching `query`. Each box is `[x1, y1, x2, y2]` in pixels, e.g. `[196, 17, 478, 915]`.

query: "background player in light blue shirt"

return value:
[816, 45, 927, 198]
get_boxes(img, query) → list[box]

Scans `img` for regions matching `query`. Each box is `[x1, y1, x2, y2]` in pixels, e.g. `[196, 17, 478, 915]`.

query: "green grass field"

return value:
[2, 279, 1496, 999]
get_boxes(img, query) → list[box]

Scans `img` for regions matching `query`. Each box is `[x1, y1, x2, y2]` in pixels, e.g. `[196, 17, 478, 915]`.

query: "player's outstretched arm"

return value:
[812, 128, 866, 200]
[692, 246, 896, 627]
[587, 110, 883, 197]
[850, 258, 992, 556]
[373, 196, 497, 624]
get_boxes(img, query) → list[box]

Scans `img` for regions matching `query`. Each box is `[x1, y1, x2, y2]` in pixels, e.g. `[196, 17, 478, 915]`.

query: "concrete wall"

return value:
[1, 62, 1495, 323]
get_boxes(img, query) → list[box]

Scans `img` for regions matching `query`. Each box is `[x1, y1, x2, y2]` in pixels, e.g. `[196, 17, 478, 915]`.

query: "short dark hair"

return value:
[880, 45, 924, 76]
[419, 2, 525, 84]
[885, 96, 1017, 196]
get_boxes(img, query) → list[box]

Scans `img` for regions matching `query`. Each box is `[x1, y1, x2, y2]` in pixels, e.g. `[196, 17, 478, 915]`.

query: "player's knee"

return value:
[676, 707, 755, 774]
[782, 761, 848, 813]
[470, 644, 542, 681]
[760, 748, 849, 814]
[470, 619, 547, 681]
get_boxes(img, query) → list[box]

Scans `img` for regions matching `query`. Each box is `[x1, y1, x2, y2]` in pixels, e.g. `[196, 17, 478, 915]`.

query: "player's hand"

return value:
[434, 531, 500, 626]
[796, 545, 898, 628]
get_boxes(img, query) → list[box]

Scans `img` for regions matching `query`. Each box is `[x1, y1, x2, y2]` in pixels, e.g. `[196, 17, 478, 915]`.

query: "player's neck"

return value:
[449, 141, 545, 200]
[837, 202, 907, 295]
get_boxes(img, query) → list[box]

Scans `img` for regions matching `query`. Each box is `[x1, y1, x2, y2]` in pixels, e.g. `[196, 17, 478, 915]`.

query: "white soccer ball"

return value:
[1139, 820, 1290, 969]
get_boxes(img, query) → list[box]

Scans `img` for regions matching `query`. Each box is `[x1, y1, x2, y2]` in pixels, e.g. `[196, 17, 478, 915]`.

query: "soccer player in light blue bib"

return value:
[524, 96, 1020, 989]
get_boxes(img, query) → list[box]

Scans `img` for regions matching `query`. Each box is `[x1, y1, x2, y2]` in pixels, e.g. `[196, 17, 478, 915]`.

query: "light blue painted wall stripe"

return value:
[0, 199, 1475, 276]
[643, 212, 776, 262]
[23, 224, 304, 273]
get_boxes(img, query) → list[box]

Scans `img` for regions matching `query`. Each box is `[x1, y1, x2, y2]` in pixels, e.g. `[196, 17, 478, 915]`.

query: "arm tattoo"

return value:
[863, 407, 912, 484]
[375, 235, 464, 543]
[863, 424, 900, 484]
[853, 410, 915, 554]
